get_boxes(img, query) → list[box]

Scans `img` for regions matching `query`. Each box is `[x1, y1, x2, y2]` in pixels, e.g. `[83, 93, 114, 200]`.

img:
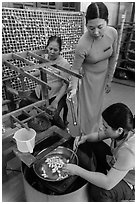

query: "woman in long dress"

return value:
[69, 2, 118, 134]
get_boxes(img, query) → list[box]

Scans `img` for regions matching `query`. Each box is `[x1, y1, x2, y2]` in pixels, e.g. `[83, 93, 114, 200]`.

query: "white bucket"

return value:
[13, 128, 36, 153]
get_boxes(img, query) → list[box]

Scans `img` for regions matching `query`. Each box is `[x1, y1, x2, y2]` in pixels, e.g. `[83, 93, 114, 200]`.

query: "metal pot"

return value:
[33, 146, 78, 182]
[28, 114, 51, 132]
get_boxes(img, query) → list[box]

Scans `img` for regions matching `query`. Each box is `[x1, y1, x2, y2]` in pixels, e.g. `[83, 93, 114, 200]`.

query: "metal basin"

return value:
[33, 146, 78, 182]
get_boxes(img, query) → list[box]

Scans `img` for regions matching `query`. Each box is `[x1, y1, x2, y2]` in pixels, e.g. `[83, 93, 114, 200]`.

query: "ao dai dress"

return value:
[72, 26, 118, 134]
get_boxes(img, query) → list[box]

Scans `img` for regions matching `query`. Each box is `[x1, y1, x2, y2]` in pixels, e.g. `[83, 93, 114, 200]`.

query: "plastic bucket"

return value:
[13, 128, 36, 153]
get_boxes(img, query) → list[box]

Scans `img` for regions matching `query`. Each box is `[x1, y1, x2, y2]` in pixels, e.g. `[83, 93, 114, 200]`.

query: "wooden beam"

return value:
[21, 62, 57, 71]
[11, 115, 30, 130]
[40, 67, 69, 84]
[27, 51, 82, 79]
[2, 53, 13, 61]
[12, 53, 35, 66]
[2, 127, 20, 140]
[2, 50, 82, 79]
[22, 62, 82, 79]
[12, 148, 36, 167]
[33, 49, 46, 55]
[3, 60, 51, 90]
[2, 100, 48, 123]
[28, 51, 48, 63]
[53, 64, 82, 79]
[2, 75, 17, 82]
[16, 51, 28, 58]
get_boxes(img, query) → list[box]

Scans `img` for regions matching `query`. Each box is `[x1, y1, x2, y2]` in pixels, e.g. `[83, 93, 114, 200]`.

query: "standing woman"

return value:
[69, 2, 118, 134]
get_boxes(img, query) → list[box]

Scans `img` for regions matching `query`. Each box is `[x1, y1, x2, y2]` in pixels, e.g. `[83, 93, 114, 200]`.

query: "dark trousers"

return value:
[49, 94, 68, 130]
[78, 141, 112, 173]
[77, 141, 135, 202]
[88, 179, 135, 202]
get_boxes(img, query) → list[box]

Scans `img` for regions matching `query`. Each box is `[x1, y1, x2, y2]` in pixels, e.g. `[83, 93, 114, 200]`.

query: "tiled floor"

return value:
[2, 80, 135, 202]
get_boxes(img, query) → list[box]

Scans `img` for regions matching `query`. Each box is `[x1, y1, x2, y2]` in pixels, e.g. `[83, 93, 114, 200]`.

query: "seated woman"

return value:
[27, 36, 71, 130]
[63, 103, 135, 201]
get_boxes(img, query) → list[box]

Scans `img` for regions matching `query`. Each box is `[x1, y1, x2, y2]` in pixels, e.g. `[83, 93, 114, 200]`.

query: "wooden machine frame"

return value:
[2, 49, 82, 177]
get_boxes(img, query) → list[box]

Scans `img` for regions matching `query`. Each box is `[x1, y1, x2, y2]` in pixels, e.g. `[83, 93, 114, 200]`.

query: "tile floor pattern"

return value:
[2, 81, 135, 202]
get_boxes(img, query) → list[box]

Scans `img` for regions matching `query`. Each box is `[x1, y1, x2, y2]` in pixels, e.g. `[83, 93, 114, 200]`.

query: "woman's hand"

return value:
[67, 89, 77, 100]
[62, 163, 80, 175]
[73, 135, 87, 151]
[105, 82, 111, 94]
[48, 99, 58, 110]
